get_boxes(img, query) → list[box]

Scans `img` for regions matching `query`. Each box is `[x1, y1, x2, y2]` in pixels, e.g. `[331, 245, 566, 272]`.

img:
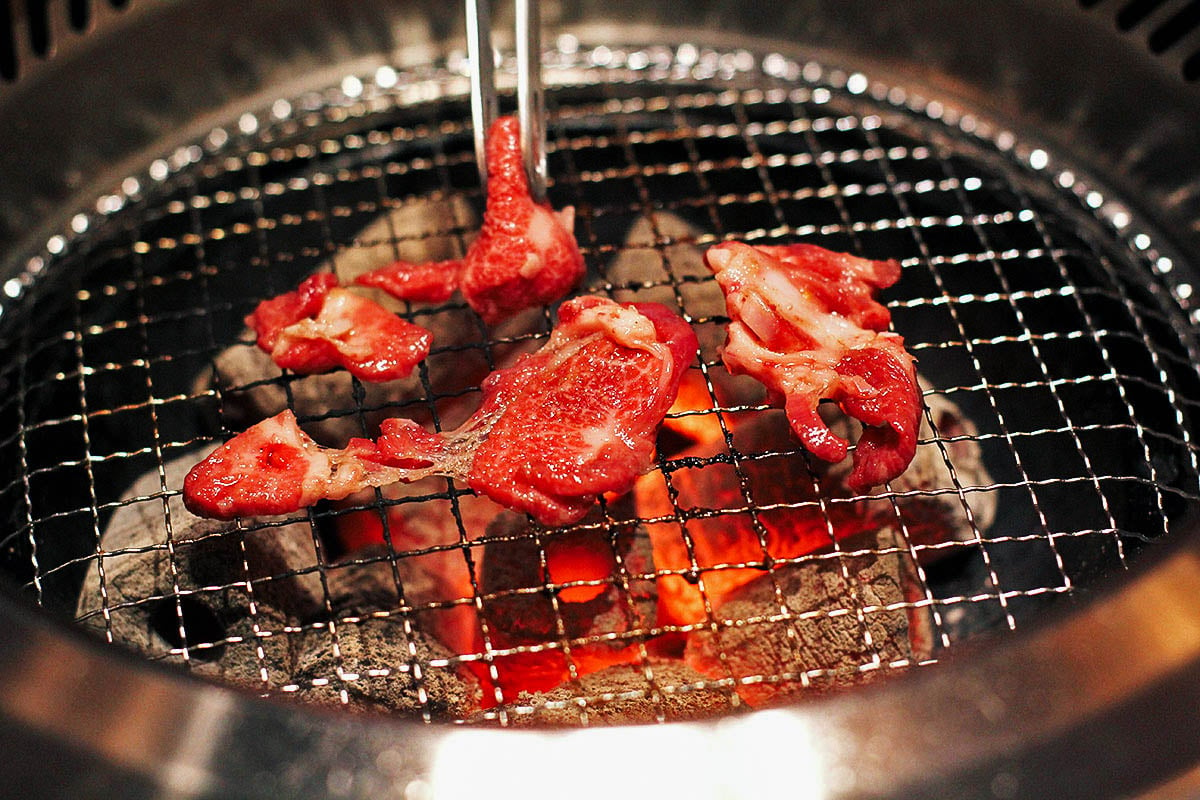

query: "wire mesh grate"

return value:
[0, 46, 1198, 725]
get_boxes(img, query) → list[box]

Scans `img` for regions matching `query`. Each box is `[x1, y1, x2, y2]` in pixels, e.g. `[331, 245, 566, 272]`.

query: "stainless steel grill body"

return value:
[1, 1, 1199, 798]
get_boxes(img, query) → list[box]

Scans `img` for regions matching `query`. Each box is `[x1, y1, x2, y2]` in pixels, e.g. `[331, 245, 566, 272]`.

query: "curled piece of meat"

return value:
[245, 273, 432, 382]
[705, 242, 921, 490]
[185, 297, 698, 526]
[377, 296, 698, 525]
[355, 115, 585, 324]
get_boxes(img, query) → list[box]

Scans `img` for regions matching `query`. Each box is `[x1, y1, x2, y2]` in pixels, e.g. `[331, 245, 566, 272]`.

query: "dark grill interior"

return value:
[8, 0, 1200, 85]
[1, 49, 1198, 725]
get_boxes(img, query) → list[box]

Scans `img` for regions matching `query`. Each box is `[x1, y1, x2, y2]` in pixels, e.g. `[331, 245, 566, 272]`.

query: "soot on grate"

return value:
[1, 49, 1198, 725]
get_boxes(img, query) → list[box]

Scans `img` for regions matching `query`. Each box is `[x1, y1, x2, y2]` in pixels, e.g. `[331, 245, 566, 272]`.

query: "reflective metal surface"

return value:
[4, 534, 1200, 798]
[0, 1, 1199, 797]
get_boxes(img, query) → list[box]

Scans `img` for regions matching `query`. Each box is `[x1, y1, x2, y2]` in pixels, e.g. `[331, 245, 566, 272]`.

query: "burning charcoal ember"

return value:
[480, 511, 656, 639]
[476, 511, 658, 698]
[705, 242, 922, 491]
[329, 485, 502, 658]
[77, 452, 325, 674]
[479, 659, 735, 726]
[683, 529, 934, 708]
[289, 616, 480, 716]
[658, 363, 770, 455]
[358, 116, 585, 324]
[637, 387, 993, 627]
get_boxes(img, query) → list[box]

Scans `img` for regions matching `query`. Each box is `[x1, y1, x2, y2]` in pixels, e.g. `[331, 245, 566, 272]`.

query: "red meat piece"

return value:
[246, 273, 338, 351]
[182, 410, 428, 520]
[185, 297, 697, 525]
[354, 259, 463, 303]
[245, 273, 432, 383]
[705, 242, 921, 490]
[355, 115, 584, 324]
[377, 296, 698, 525]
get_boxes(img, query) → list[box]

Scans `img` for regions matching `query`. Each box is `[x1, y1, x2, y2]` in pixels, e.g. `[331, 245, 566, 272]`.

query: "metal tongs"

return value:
[466, 0, 547, 203]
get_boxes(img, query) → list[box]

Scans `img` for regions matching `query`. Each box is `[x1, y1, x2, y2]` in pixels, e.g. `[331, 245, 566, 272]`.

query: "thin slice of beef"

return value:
[185, 297, 697, 525]
[706, 242, 922, 490]
[201, 196, 544, 447]
[357, 115, 585, 324]
[245, 273, 432, 383]
[376, 296, 698, 525]
[182, 409, 433, 519]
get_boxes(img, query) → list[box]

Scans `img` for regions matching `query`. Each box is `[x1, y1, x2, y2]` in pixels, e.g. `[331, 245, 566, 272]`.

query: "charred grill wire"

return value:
[1, 46, 1198, 725]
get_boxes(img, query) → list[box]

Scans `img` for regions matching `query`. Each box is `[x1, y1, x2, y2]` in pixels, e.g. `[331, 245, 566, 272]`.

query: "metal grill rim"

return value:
[0, 45, 1197, 726]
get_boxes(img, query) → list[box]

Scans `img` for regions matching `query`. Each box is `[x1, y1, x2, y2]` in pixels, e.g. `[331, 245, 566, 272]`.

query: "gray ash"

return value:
[76, 452, 325, 670]
[683, 529, 934, 708]
[76, 452, 480, 717]
[479, 659, 737, 727]
[289, 616, 480, 716]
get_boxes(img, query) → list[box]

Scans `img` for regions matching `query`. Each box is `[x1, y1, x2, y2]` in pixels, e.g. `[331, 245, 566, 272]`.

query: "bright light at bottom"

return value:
[428, 711, 827, 800]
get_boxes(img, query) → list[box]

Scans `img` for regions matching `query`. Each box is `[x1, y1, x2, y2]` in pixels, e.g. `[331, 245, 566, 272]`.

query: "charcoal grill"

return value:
[2, 0, 1200, 798]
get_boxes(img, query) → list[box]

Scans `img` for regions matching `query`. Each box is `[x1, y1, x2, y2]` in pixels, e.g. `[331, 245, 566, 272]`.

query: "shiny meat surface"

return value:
[378, 296, 699, 524]
[182, 410, 422, 519]
[185, 297, 697, 524]
[354, 259, 463, 302]
[356, 116, 584, 323]
[245, 273, 432, 382]
[705, 242, 921, 490]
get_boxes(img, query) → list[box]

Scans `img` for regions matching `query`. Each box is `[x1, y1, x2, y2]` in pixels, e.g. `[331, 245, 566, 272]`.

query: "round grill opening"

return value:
[2, 46, 1198, 726]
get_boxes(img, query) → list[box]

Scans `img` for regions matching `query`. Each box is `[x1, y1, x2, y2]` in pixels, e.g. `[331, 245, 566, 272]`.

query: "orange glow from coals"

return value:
[635, 408, 880, 627]
[545, 535, 615, 604]
[469, 643, 644, 706]
[333, 496, 644, 707]
[330, 503, 389, 553]
[661, 370, 725, 446]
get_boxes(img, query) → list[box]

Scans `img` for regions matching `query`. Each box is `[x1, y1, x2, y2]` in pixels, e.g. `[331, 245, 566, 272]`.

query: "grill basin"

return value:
[1, 46, 1197, 725]
[1, 1, 1200, 797]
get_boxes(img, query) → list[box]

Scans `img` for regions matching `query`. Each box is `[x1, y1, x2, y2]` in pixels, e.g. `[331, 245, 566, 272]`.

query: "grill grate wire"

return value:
[0, 47, 1198, 725]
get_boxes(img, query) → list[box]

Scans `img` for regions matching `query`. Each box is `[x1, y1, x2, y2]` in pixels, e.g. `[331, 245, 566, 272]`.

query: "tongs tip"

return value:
[467, 0, 547, 204]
